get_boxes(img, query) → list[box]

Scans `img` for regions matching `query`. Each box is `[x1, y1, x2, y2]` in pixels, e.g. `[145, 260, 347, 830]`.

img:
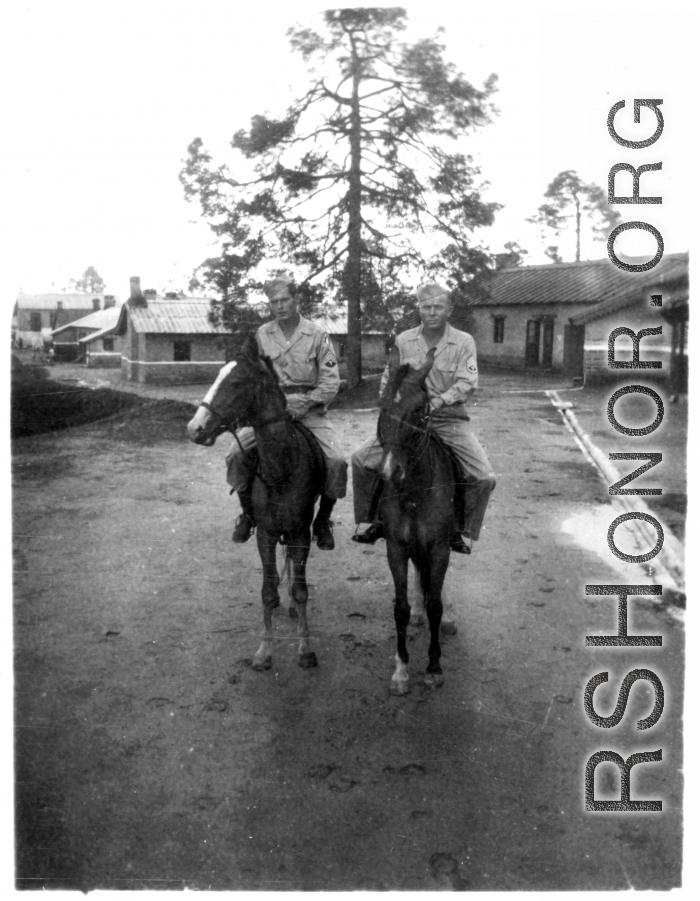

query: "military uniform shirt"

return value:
[380, 323, 478, 418]
[256, 317, 339, 409]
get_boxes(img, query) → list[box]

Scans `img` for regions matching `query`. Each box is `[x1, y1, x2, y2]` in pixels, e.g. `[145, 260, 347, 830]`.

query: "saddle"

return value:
[243, 418, 327, 491]
[292, 418, 328, 488]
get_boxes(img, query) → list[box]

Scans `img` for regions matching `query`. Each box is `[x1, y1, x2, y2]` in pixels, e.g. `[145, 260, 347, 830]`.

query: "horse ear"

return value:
[261, 354, 278, 381]
[241, 332, 260, 362]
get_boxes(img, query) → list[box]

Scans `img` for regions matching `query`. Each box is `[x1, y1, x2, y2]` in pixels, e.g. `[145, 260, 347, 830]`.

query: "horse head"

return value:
[187, 334, 287, 446]
[377, 347, 435, 483]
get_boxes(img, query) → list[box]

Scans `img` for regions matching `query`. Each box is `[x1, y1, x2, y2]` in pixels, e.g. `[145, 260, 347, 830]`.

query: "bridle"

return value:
[378, 391, 433, 461]
[199, 383, 290, 435]
[199, 378, 298, 487]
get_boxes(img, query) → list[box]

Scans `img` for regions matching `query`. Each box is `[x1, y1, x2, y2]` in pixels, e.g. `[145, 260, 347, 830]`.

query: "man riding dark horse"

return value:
[225, 273, 348, 550]
[351, 280, 496, 554]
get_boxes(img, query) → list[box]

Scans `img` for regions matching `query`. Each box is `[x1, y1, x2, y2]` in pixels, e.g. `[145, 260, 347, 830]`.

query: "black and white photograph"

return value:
[5, 0, 695, 892]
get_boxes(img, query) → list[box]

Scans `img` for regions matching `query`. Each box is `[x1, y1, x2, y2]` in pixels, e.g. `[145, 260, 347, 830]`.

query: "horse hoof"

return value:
[390, 679, 410, 696]
[298, 652, 318, 669]
[252, 657, 272, 671]
[409, 613, 425, 627]
[440, 620, 457, 636]
[424, 673, 444, 690]
[288, 606, 298, 620]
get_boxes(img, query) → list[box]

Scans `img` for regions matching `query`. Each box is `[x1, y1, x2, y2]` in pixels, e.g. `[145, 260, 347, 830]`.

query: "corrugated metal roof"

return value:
[51, 307, 121, 336]
[16, 292, 122, 310]
[467, 253, 688, 307]
[314, 315, 386, 336]
[79, 323, 119, 344]
[122, 297, 230, 335]
[569, 255, 689, 324]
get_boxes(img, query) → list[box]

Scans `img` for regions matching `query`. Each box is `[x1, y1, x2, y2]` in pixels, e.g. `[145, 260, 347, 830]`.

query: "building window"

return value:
[92, 298, 101, 311]
[174, 340, 191, 362]
[103, 338, 114, 352]
[337, 339, 347, 359]
[30, 312, 42, 332]
[493, 316, 505, 343]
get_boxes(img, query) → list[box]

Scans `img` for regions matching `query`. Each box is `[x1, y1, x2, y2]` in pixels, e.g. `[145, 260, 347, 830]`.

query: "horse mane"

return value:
[237, 332, 287, 409]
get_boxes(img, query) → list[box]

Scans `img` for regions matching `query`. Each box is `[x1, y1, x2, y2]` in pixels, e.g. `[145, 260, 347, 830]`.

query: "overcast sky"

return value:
[2, 0, 695, 310]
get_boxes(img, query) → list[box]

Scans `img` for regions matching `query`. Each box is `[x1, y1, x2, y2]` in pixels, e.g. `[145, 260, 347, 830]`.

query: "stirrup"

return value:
[351, 523, 385, 544]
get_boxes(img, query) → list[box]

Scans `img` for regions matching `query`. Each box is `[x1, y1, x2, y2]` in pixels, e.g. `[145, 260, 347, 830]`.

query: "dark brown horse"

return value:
[187, 337, 324, 671]
[377, 348, 456, 694]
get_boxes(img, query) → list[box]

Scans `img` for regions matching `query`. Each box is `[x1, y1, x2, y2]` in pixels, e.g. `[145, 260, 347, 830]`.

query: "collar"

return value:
[265, 316, 314, 349]
[411, 322, 456, 354]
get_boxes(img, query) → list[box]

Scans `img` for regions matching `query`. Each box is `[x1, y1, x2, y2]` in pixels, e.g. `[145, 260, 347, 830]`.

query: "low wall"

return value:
[121, 359, 224, 384]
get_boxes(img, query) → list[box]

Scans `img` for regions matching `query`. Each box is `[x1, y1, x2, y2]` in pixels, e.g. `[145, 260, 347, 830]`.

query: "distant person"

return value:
[225, 274, 348, 550]
[350, 281, 496, 554]
[31, 334, 44, 362]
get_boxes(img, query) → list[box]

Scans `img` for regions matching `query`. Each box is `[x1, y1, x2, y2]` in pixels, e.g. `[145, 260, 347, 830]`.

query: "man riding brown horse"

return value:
[225, 273, 348, 550]
[351, 280, 496, 554]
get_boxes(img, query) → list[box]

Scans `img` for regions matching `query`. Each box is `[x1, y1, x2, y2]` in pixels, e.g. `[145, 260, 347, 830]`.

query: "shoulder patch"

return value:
[467, 362, 478, 374]
[325, 359, 336, 368]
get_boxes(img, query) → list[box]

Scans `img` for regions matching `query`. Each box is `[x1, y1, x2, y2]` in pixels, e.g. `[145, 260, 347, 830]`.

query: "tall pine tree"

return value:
[528, 170, 621, 263]
[181, 8, 499, 386]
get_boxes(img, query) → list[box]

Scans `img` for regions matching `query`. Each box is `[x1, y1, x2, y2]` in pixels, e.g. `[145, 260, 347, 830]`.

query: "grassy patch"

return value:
[11, 356, 196, 442]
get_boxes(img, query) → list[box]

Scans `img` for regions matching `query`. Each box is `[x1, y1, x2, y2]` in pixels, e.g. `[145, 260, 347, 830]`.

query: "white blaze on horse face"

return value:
[187, 361, 238, 440]
[187, 405, 212, 440]
[202, 361, 237, 405]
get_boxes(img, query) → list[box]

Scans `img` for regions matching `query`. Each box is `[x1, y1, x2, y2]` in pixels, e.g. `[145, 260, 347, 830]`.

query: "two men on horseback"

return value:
[225, 274, 348, 550]
[351, 281, 496, 554]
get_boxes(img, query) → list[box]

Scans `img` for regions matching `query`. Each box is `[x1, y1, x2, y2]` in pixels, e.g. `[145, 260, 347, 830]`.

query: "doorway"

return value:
[525, 318, 554, 368]
[563, 323, 585, 379]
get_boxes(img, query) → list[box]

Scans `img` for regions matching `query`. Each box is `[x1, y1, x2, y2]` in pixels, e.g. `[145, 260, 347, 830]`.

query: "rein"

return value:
[200, 399, 289, 433]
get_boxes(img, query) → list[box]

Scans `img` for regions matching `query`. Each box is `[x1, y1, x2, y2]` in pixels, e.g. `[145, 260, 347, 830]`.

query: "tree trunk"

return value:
[575, 196, 581, 263]
[344, 45, 363, 389]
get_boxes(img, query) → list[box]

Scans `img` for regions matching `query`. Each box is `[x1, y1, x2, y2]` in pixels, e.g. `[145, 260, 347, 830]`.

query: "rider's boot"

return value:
[313, 495, 336, 550]
[450, 531, 472, 555]
[450, 483, 471, 553]
[232, 489, 256, 543]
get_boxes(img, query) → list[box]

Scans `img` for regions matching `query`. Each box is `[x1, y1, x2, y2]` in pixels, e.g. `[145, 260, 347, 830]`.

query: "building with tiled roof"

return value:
[464, 254, 688, 379]
[313, 308, 389, 374]
[115, 283, 231, 384]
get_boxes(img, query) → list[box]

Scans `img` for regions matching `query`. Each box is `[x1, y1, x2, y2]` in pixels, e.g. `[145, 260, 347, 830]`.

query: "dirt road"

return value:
[13, 371, 684, 890]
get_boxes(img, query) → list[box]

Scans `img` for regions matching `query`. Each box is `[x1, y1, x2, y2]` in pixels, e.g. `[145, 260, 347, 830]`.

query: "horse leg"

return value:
[424, 547, 450, 688]
[440, 575, 458, 636]
[283, 553, 298, 620]
[411, 564, 456, 634]
[287, 537, 317, 668]
[408, 561, 425, 626]
[387, 540, 411, 696]
[252, 529, 279, 671]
